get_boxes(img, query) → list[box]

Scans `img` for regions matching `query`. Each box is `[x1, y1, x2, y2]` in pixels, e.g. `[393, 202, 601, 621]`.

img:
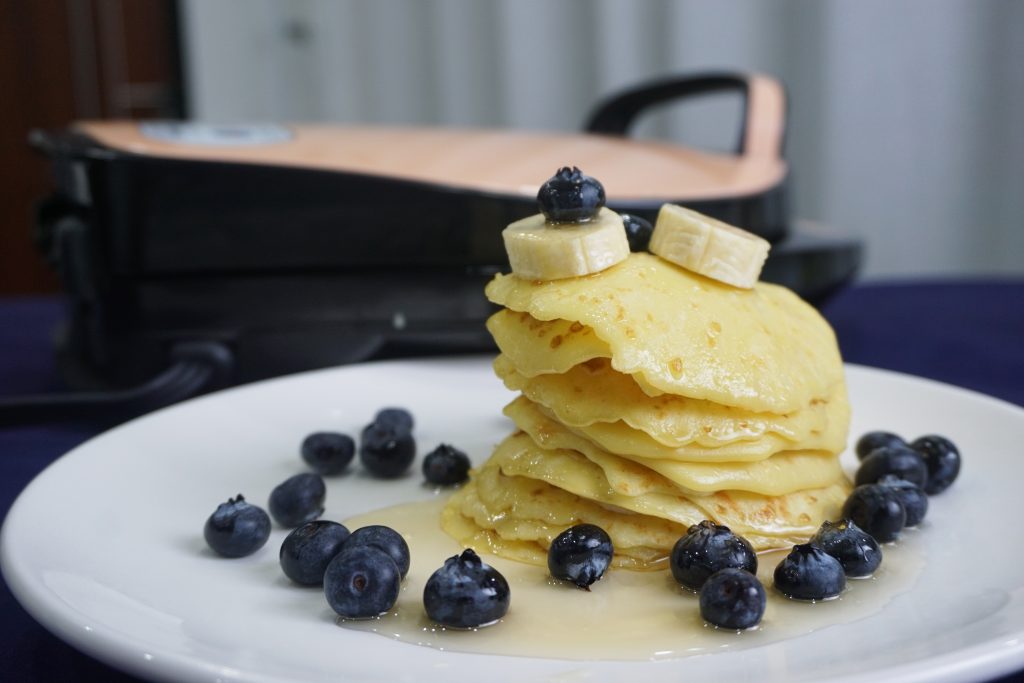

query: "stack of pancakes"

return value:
[442, 253, 851, 570]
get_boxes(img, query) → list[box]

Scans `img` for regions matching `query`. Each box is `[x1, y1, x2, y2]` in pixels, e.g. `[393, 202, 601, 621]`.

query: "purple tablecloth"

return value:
[2, 283, 1023, 682]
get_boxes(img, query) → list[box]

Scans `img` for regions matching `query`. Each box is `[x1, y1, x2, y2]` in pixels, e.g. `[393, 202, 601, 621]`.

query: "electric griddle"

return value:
[14, 72, 860, 424]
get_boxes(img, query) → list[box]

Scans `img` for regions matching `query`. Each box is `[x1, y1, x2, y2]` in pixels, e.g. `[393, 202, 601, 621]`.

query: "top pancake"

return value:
[485, 252, 843, 414]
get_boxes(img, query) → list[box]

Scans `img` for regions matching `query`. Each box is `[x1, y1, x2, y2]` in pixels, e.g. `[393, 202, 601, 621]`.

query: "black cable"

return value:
[0, 342, 232, 428]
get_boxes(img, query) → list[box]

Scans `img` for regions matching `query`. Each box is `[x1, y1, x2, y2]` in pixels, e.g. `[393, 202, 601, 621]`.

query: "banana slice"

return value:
[503, 207, 630, 281]
[649, 204, 770, 289]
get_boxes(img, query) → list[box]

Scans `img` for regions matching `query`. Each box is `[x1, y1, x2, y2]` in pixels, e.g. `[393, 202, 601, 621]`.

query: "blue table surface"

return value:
[2, 282, 1023, 682]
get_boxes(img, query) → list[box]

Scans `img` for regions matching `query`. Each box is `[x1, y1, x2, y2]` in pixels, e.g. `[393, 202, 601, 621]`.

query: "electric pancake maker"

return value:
[27, 73, 860, 421]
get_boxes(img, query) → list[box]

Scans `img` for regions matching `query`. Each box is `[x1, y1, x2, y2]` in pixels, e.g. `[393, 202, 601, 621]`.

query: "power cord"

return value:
[0, 341, 233, 428]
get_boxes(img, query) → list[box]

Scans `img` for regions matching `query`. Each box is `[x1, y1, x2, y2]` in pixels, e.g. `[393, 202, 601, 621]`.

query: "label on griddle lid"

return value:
[139, 122, 293, 146]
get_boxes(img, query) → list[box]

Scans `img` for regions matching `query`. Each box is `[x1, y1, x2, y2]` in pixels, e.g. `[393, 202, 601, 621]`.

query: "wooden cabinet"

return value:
[0, 0, 184, 294]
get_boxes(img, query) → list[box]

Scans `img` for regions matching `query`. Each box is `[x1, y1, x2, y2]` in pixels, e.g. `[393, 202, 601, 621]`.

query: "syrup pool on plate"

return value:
[339, 498, 926, 661]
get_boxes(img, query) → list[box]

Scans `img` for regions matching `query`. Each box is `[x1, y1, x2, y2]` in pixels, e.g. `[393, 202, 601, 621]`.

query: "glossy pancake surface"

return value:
[507, 395, 848, 463]
[503, 398, 847, 495]
[442, 457, 688, 570]
[441, 436, 850, 568]
[487, 311, 612, 378]
[494, 354, 845, 449]
[485, 252, 843, 413]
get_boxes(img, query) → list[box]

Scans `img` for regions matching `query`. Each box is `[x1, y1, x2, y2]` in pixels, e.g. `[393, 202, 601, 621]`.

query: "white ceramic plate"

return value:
[3, 358, 1024, 683]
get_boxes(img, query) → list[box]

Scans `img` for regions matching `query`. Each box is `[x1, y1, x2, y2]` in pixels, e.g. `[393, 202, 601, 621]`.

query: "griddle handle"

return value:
[583, 72, 787, 159]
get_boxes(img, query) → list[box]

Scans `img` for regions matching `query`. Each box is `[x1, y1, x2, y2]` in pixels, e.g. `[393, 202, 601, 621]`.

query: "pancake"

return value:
[494, 354, 844, 449]
[490, 432, 850, 542]
[441, 437, 851, 570]
[442, 457, 688, 571]
[503, 397, 847, 496]
[504, 394, 848, 464]
[485, 252, 843, 413]
[444, 249, 852, 573]
[487, 310, 613, 379]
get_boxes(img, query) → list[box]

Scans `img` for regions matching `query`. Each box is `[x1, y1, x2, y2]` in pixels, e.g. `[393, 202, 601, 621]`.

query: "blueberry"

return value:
[547, 524, 614, 589]
[536, 166, 606, 223]
[670, 520, 757, 591]
[345, 525, 411, 578]
[203, 494, 271, 558]
[773, 544, 846, 600]
[374, 407, 414, 435]
[841, 483, 906, 543]
[620, 213, 653, 252]
[423, 549, 510, 629]
[810, 519, 882, 577]
[699, 568, 766, 629]
[268, 473, 326, 527]
[877, 475, 928, 526]
[422, 443, 471, 486]
[855, 445, 928, 488]
[360, 422, 416, 478]
[323, 545, 400, 618]
[855, 431, 906, 460]
[279, 520, 351, 585]
[301, 432, 355, 476]
[910, 434, 961, 494]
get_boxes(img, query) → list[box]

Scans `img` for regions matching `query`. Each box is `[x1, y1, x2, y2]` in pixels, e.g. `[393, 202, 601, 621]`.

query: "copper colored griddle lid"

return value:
[73, 75, 786, 204]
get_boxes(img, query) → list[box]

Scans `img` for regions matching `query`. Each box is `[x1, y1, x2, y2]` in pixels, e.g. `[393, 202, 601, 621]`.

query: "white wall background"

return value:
[180, 0, 1024, 280]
